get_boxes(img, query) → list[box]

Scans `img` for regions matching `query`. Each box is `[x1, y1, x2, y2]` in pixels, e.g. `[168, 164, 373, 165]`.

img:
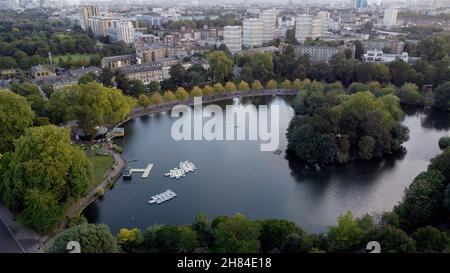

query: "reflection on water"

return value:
[84, 97, 450, 234]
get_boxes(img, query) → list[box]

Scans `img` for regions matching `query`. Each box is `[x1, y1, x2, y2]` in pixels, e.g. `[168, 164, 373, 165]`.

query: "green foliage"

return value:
[78, 72, 98, 84]
[366, 225, 416, 253]
[213, 214, 261, 253]
[207, 51, 234, 83]
[224, 81, 237, 92]
[191, 86, 203, 97]
[438, 136, 450, 150]
[117, 228, 143, 253]
[395, 83, 423, 105]
[251, 53, 274, 82]
[258, 219, 311, 253]
[0, 90, 34, 153]
[287, 89, 408, 164]
[433, 81, 450, 111]
[412, 226, 450, 253]
[137, 94, 151, 108]
[395, 170, 447, 230]
[175, 87, 189, 101]
[48, 82, 133, 137]
[326, 211, 363, 252]
[251, 80, 263, 91]
[52, 224, 119, 253]
[192, 213, 213, 247]
[0, 125, 90, 233]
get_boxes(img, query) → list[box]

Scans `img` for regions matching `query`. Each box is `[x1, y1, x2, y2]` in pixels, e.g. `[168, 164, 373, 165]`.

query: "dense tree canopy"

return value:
[0, 90, 34, 153]
[287, 82, 409, 164]
[48, 82, 134, 136]
[52, 224, 119, 253]
[0, 125, 90, 233]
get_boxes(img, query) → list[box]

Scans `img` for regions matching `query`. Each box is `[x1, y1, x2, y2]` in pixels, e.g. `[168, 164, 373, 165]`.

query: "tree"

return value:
[259, 219, 309, 253]
[438, 136, 450, 150]
[348, 82, 368, 94]
[412, 226, 450, 253]
[251, 80, 263, 91]
[48, 83, 133, 137]
[354, 40, 364, 60]
[0, 90, 34, 153]
[149, 81, 160, 92]
[374, 64, 391, 84]
[169, 63, 187, 86]
[326, 211, 363, 252]
[155, 225, 181, 253]
[213, 83, 224, 95]
[137, 94, 151, 108]
[191, 86, 203, 97]
[358, 136, 375, 160]
[163, 91, 176, 102]
[224, 81, 237, 93]
[0, 56, 17, 69]
[266, 79, 277, 89]
[10, 82, 40, 97]
[207, 51, 234, 83]
[175, 87, 189, 101]
[281, 79, 292, 89]
[395, 170, 446, 229]
[129, 79, 146, 97]
[419, 36, 447, 62]
[151, 92, 163, 105]
[366, 225, 416, 253]
[1, 125, 90, 233]
[117, 228, 143, 253]
[113, 70, 132, 95]
[433, 82, 450, 111]
[178, 226, 199, 252]
[192, 213, 213, 247]
[99, 67, 114, 87]
[396, 83, 423, 105]
[251, 52, 274, 82]
[52, 224, 119, 253]
[238, 81, 250, 92]
[213, 214, 260, 253]
[78, 72, 98, 84]
[203, 85, 214, 96]
[390, 60, 411, 87]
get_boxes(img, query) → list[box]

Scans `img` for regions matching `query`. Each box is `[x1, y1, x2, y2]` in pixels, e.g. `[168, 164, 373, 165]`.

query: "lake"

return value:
[84, 96, 450, 234]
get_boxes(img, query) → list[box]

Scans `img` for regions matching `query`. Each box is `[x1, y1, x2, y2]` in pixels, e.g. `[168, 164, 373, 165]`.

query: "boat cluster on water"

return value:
[164, 161, 197, 179]
[148, 190, 177, 204]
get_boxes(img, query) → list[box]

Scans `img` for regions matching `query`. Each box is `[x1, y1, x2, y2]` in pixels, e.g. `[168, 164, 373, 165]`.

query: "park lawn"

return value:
[87, 154, 114, 191]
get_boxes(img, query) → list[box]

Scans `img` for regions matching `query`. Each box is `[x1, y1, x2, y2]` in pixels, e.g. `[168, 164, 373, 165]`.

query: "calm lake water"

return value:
[84, 96, 450, 234]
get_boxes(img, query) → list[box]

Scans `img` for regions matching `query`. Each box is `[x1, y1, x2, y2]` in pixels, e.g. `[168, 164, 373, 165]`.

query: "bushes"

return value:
[438, 136, 450, 150]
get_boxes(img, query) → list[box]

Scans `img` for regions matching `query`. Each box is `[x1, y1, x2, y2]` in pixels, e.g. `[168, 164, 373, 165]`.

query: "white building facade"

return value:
[259, 9, 277, 44]
[243, 18, 263, 48]
[295, 14, 313, 43]
[223, 25, 242, 54]
[383, 8, 398, 27]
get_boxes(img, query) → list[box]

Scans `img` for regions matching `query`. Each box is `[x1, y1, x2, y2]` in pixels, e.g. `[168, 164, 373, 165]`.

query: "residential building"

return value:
[364, 50, 409, 63]
[119, 63, 164, 84]
[293, 45, 346, 63]
[353, 0, 368, 9]
[89, 16, 118, 37]
[101, 54, 138, 69]
[243, 18, 263, 48]
[223, 25, 242, 54]
[260, 9, 277, 43]
[115, 20, 135, 44]
[0, 0, 20, 10]
[82, 5, 100, 31]
[383, 8, 399, 27]
[31, 65, 56, 79]
[136, 44, 167, 63]
[295, 14, 313, 43]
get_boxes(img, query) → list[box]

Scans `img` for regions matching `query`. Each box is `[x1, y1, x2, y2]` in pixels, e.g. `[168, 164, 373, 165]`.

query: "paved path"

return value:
[119, 89, 297, 126]
[65, 146, 125, 220]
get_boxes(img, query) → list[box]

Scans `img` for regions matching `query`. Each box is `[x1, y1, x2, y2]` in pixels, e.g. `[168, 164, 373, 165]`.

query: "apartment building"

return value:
[223, 25, 242, 54]
[243, 18, 263, 48]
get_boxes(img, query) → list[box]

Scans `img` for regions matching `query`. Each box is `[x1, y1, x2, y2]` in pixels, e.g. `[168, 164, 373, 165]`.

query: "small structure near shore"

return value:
[122, 163, 153, 179]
